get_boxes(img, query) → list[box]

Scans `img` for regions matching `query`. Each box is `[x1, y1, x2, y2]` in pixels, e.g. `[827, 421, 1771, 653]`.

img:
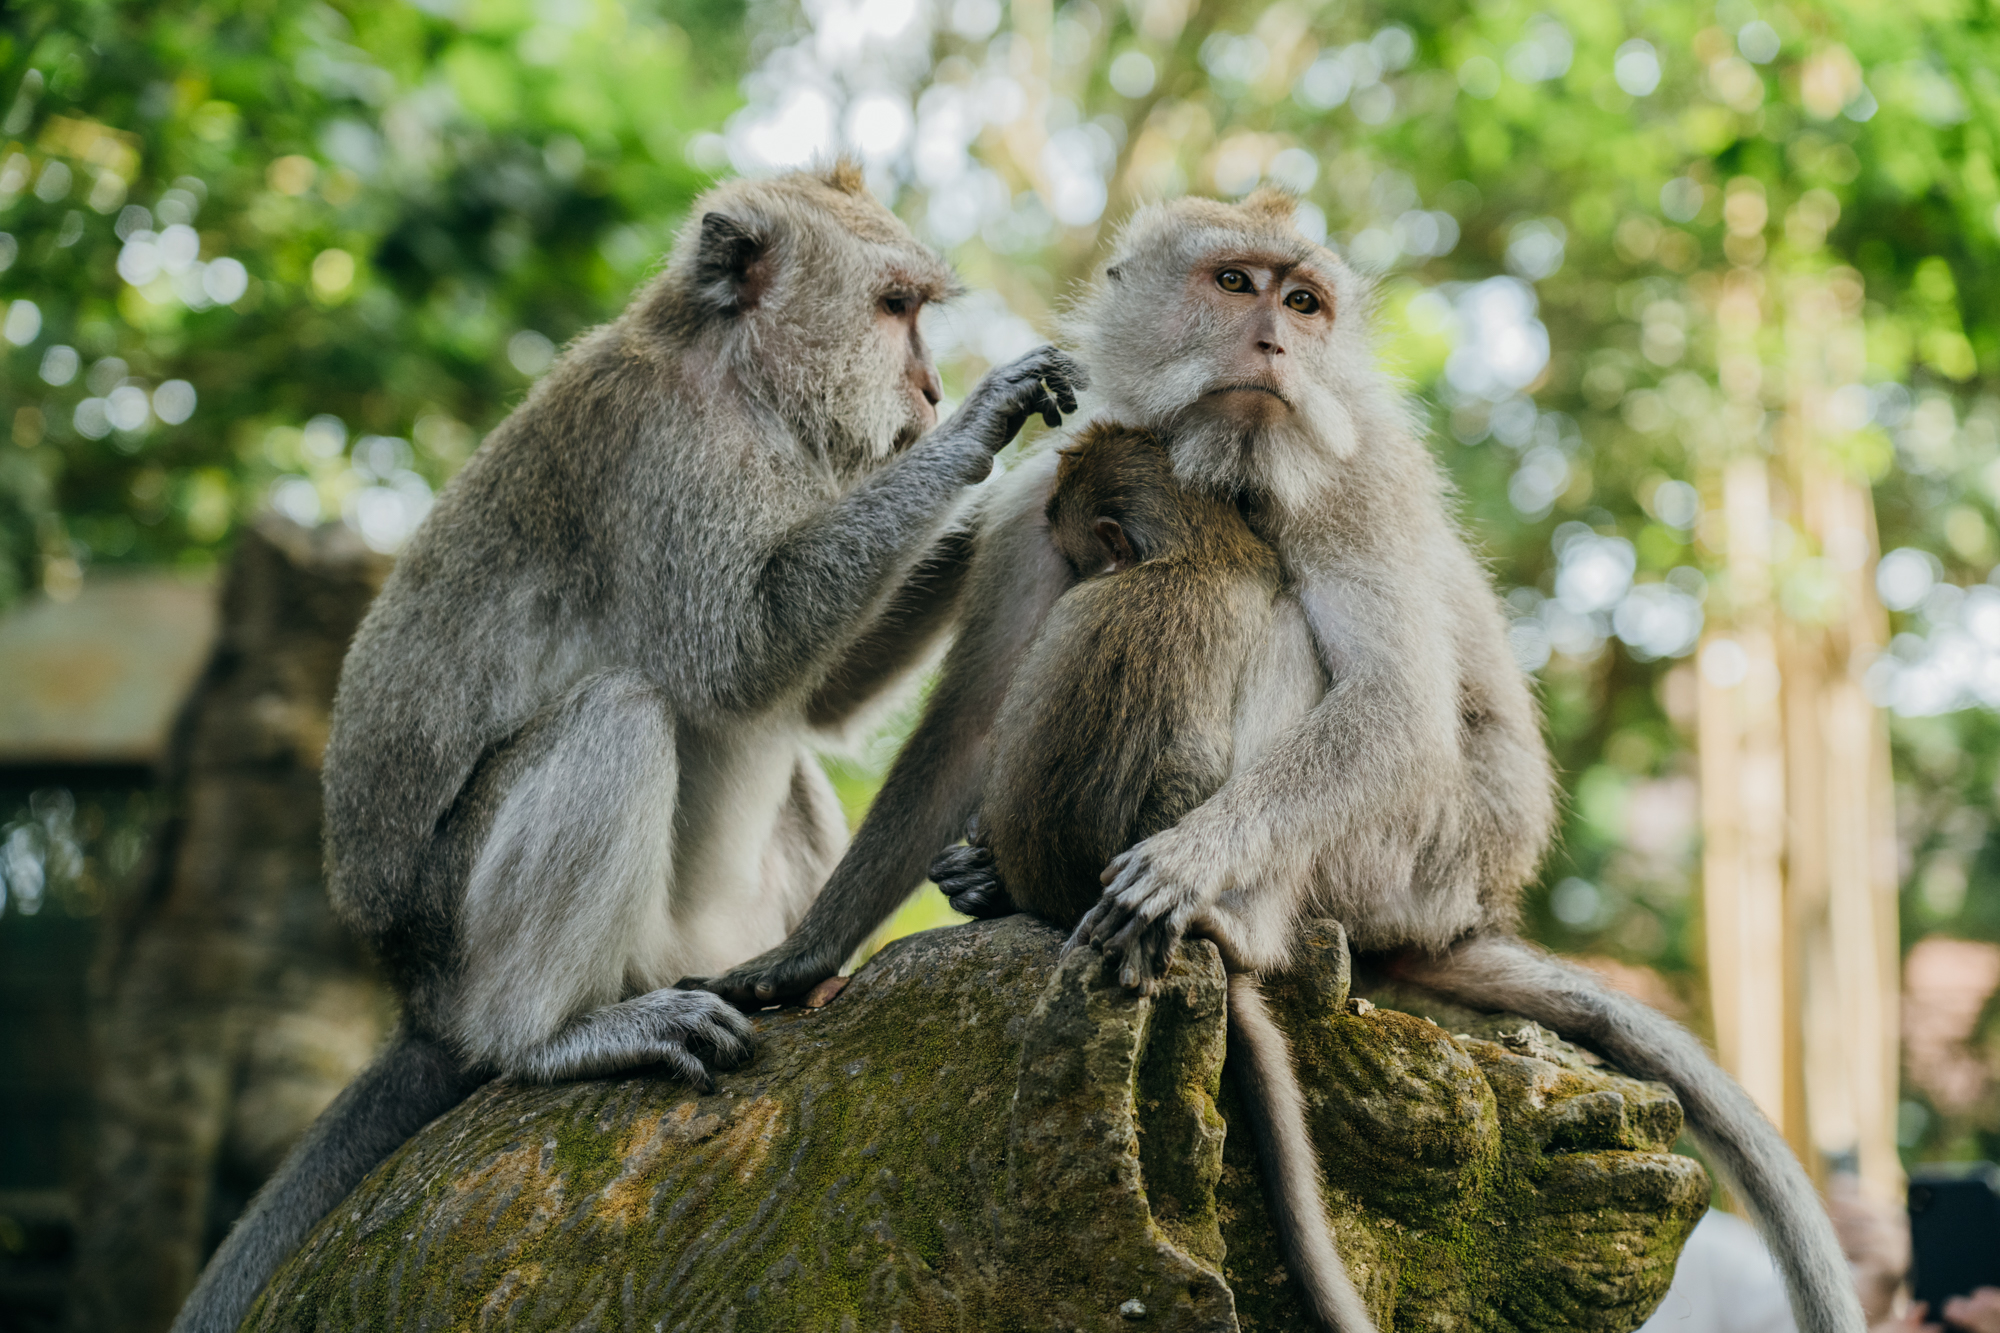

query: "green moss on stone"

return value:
[247, 918, 1703, 1333]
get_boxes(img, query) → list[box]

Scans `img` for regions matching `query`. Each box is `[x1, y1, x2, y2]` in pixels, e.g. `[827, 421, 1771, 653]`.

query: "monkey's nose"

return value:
[922, 366, 943, 405]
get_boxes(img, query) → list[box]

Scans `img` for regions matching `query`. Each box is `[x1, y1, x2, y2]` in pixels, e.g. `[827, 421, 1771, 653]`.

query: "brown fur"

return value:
[980, 423, 1278, 926]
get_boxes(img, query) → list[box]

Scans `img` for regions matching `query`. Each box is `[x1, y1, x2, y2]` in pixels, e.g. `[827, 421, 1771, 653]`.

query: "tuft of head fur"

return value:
[818, 157, 869, 195]
[637, 168, 957, 471]
[1064, 193, 1421, 516]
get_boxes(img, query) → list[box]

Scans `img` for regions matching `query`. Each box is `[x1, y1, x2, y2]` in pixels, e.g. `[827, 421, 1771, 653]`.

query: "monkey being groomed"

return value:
[168, 164, 1085, 1333]
[705, 190, 1864, 1333]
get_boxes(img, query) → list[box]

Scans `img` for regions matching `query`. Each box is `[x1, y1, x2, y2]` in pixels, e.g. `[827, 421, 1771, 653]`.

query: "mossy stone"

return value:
[246, 918, 1703, 1332]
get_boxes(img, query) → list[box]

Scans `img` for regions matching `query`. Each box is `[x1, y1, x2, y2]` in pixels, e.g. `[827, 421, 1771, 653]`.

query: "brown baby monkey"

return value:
[930, 421, 1370, 1332]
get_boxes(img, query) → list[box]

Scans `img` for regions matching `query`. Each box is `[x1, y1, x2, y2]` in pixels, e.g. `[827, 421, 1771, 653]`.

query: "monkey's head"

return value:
[1045, 423, 1178, 577]
[650, 162, 959, 471]
[1068, 189, 1411, 513]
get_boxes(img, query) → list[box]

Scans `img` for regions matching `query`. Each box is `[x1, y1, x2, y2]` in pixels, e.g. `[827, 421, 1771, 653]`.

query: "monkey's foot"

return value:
[930, 842, 1017, 920]
[692, 944, 844, 1011]
[512, 989, 754, 1090]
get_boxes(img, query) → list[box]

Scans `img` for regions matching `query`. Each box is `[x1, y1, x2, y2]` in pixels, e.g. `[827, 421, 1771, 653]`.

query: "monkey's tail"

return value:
[1399, 933, 1865, 1333]
[169, 1026, 483, 1333]
[1227, 974, 1379, 1333]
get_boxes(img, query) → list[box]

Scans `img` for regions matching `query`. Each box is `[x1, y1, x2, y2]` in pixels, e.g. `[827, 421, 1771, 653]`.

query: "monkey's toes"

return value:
[929, 841, 992, 882]
[946, 883, 1016, 919]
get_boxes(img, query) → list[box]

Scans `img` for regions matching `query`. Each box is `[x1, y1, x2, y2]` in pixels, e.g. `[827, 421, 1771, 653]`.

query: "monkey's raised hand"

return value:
[929, 841, 1017, 920]
[1068, 827, 1222, 994]
[933, 345, 1088, 472]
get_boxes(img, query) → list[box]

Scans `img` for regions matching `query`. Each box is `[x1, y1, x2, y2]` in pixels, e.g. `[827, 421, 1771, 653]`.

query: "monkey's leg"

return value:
[455, 671, 754, 1085]
[701, 455, 1073, 1006]
[1402, 933, 1865, 1333]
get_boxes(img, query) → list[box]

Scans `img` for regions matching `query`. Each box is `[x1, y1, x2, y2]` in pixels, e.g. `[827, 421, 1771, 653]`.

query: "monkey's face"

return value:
[657, 166, 955, 472]
[1070, 191, 1401, 512]
[874, 281, 945, 450]
[1179, 256, 1335, 434]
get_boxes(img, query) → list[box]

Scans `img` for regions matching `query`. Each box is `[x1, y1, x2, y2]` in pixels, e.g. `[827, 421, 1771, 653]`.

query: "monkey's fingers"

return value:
[700, 948, 839, 1009]
[683, 1006, 756, 1070]
[652, 1041, 718, 1093]
[1036, 351, 1087, 415]
[1065, 899, 1118, 953]
[1099, 855, 1150, 903]
[1109, 909, 1190, 992]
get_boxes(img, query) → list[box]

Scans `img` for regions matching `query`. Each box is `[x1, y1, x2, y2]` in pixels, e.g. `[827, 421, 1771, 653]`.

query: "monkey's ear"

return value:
[693, 212, 774, 315]
[1093, 517, 1138, 572]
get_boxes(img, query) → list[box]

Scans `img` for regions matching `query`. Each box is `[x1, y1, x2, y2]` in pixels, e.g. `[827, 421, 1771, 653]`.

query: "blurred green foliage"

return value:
[0, 0, 744, 595]
[10, 0, 2000, 1159]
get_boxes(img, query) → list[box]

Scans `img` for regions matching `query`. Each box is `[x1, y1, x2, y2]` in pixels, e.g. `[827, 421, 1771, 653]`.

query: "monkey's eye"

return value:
[881, 294, 915, 317]
[1285, 289, 1322, 314]
[1216, 269, 1253, 294]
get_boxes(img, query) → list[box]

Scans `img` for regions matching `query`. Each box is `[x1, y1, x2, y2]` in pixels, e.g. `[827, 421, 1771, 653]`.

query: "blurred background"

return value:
[2, 0, 1998, 1326]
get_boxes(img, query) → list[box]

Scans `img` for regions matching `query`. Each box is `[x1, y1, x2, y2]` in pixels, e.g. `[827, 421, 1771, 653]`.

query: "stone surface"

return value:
[247, 918, 1707, 1333]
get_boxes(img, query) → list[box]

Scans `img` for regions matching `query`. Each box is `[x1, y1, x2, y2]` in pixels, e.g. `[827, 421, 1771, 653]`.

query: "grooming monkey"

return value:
[706, 190, 1864, 1333]
[930, 421, 1371, 1329]
[170, 164, 1084, 1333]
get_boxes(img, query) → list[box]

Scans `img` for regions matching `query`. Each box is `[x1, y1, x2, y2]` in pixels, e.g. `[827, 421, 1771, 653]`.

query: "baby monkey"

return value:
[931, 422, 1371, 1332]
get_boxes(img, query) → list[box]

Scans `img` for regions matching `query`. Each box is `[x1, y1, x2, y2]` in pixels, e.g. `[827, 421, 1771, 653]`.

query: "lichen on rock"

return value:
[247, 918, 1704, 1333]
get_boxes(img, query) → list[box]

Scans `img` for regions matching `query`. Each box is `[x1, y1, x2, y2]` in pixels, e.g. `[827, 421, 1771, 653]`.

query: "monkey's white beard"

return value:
[1102, 373, 1359, 515]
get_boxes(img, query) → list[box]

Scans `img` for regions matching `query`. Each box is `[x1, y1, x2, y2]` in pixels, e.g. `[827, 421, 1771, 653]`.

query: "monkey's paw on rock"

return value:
[245, 918, 1705, 1333]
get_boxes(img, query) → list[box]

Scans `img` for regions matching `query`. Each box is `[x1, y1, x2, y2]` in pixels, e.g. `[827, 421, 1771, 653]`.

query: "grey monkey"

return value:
[928, 420, 1372, 1331]
[168, 162, 1084, 1333]
[707, 189, 1864, 1333]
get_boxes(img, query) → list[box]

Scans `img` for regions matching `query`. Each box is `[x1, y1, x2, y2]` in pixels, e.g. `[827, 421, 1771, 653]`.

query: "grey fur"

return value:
[170, 164, 1085, 1333]
[1228, 976, 1376, 1333]
[709, 189, 1860, 1333]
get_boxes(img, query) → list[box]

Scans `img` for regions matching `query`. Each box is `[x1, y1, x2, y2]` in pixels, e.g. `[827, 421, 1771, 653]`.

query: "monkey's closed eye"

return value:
[1216, 269, 1253, 294]
[1285, 289, 1321, 314]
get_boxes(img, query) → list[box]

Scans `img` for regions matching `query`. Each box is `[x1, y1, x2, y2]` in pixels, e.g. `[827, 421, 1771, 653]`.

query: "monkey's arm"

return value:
[804, 525, 977, 729]
[697, 457, 1071, 1005]
[1074, 571, 1478, 987]
[729, 348, 1082, 709]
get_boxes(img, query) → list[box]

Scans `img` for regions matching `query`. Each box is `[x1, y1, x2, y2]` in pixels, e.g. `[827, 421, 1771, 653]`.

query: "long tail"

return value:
[170, 1028, 482, 1333]
[1400, 933, 1865, 1333]
[1228, 974, 1378, 1333]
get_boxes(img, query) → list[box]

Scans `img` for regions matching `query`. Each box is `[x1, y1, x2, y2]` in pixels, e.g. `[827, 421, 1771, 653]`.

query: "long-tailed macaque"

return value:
[929, 421, 1370, 1329]
[169, 163, 1084, 1333]
[704, 190, 1863, 1333]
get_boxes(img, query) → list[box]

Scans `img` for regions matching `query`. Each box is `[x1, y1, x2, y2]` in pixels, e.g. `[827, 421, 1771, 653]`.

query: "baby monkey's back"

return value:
[982, 422, 1281, 926]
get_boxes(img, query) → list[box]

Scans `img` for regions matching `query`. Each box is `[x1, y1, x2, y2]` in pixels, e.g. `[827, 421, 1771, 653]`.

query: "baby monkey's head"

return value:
[1045, 424, 1178, 577]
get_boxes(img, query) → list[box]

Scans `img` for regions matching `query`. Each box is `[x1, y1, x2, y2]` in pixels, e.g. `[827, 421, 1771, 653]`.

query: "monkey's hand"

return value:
[689, 944, 844, 1011]
[1068, 829, 1220, 993]
[930, 842, 1017, 919]
[935, 345, 1089, 471]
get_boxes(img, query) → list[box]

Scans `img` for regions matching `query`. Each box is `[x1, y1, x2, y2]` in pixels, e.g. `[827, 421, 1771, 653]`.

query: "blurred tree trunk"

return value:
[67, 518, 395, 1333]
[1696, 247, 1901, 1204]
